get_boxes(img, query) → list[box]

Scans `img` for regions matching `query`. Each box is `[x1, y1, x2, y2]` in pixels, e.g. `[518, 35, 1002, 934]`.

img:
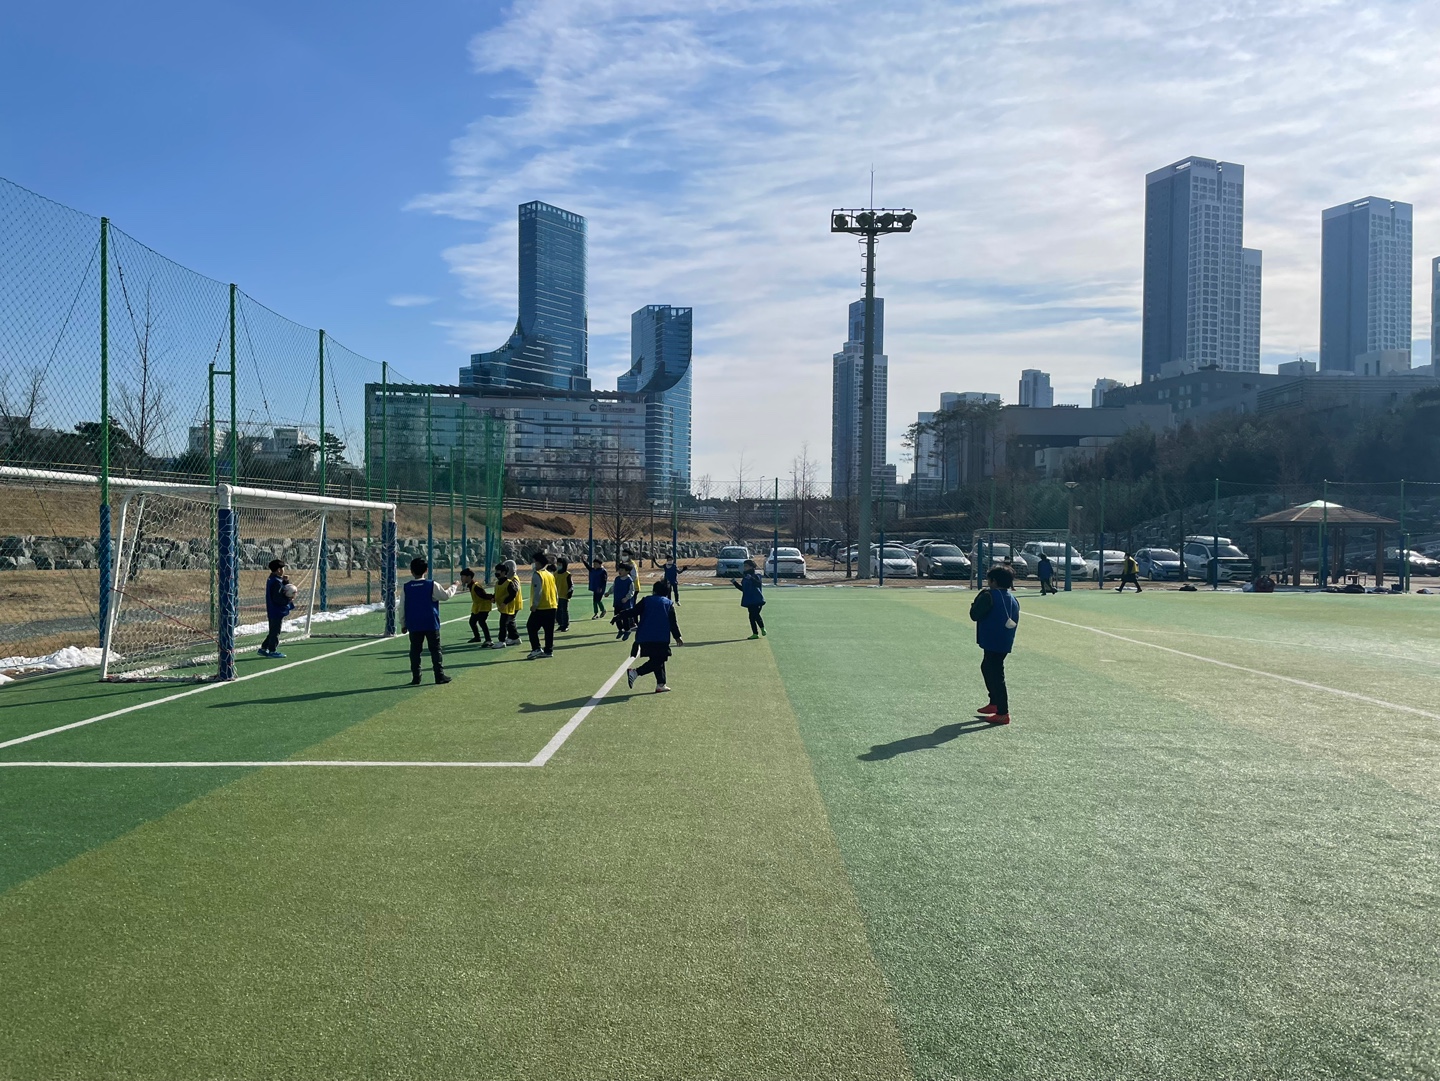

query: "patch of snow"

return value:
[0, 644, 107, 676]
[235, 602, 384, 638]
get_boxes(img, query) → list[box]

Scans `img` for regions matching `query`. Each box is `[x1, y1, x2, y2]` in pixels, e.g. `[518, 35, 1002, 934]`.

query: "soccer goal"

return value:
[0, 467, 397, 681]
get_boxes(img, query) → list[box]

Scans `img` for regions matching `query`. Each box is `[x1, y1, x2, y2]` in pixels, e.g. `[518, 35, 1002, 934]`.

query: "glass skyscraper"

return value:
[618, 305, 693, 498]
[1320, 197, 1413, 372]
[461, 201, 589, 392]
[1142, 157, 1258, 380]
[831, 298, 889, 498]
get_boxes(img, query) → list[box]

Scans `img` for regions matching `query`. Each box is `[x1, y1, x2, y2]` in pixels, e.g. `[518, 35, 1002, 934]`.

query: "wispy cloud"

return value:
[411, 0, 1440, 481]
[387, 294, 438, 308]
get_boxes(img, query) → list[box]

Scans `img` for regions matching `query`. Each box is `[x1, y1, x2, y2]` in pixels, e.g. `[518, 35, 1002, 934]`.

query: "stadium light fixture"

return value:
[830, 204, 917, 579]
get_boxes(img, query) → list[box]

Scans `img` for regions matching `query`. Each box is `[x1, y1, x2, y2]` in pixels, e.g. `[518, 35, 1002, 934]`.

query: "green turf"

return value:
[0, 586, 1436, 1079]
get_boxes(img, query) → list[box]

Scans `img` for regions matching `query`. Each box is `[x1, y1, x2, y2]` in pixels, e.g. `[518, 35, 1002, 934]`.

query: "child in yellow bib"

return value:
[494, 560, 523, 646]
[460, 567, 494, 646]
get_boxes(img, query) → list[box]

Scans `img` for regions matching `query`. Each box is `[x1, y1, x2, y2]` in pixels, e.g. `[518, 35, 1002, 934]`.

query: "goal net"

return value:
[0, 468, 396, 681]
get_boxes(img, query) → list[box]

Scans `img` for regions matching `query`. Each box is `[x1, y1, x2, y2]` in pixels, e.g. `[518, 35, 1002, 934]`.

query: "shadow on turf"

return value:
[858, 719, 998, 760]
[210, 685, 411, 707]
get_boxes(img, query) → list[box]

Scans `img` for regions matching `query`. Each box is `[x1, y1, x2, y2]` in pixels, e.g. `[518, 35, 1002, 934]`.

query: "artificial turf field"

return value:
[1, 585, 1437, 1080]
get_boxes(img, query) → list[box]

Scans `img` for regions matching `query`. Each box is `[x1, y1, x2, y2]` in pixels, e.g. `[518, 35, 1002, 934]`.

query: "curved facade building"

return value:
[619, 305, 692, 498]
[460, 201, 589, 393]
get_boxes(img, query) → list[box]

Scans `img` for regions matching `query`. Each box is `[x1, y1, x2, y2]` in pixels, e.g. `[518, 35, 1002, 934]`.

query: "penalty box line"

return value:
[0, 635, 632, 769]
[1028, 611, 1440, 723]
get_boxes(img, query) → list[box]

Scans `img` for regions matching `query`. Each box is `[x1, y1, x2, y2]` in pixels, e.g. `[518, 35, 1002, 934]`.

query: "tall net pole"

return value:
[97, 216, 111, 645]
[460, 406, 468, 573]
[318, 328, 327, 610]
[857, 229, 876, 579]
[426, 387, 434, 580]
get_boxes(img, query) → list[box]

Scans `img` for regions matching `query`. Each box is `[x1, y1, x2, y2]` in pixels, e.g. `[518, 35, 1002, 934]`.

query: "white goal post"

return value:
[0, 467, 397, 681]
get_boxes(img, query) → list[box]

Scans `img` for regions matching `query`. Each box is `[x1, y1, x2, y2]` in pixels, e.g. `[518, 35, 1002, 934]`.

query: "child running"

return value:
[968, 565, 1019, 725]
[583, 557, 609, 619]
[493, 560, 523, 647]
[460, 567, 494, 646]
[554, 557, 574, 631]
[526, 552, 558, 659]
[611, 560, 636, 640]
[626, 580, 684, 693]
[733, 559, 766, 639]
[401, 556, 456, 686]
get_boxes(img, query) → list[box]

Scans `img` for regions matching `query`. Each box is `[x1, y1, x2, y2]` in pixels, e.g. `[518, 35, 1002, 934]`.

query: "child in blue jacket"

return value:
[259, 558, 295, 658]
[969, 565, 1019, 724]
[583, 558, 609, 619]
[611, 561, 636, 640]
[732, 559, 766, 639]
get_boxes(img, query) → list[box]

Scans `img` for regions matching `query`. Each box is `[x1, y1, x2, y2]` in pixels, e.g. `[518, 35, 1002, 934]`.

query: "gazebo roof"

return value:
[1247, 500, 1397, 527]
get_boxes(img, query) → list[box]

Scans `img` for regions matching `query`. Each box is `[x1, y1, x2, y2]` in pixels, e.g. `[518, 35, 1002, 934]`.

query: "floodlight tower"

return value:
[830, 207, 916, 578]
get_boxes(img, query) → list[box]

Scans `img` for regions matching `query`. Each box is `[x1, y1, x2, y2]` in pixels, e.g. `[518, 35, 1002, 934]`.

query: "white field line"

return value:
[1070, 623, 1440, 669]
[0, 616, 470, 752]
[0, 627, 631, 769]
[1028, 612, 1440, 722]
[529, 657, 633, 767]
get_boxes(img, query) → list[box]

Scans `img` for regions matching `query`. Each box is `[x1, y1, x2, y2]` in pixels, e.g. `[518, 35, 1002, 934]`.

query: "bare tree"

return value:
[598, 443, 648, 566]
[114, 278, 173, 471]
[0, 365, 46, 443]
[693, 473, 713, 502]
[732, 452, 749, 543]
[790, 443, 818, 548]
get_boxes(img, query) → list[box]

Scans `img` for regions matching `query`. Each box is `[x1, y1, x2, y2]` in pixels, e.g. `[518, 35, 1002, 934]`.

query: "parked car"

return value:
[1019, 540, 1084, 580]
[917, 543, 972, 579]
[1084, 550, 1127, 581]
[970, 541, 1031, 578]
[763, 547, 807, 578]
[715, 545, 750, 577]
[876, 546, 919, 578]
[1135, 547, 1184, 580]
[1349, 548, 1440, 578]
[1182, 536, 1253, 581]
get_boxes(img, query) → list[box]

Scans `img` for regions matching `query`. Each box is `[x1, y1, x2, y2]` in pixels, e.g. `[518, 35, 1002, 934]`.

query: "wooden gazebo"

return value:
[1247, 500, 1398, 587]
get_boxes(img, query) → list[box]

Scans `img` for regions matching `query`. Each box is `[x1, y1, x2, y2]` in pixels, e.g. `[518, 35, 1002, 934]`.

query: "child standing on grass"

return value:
[733, 559, 766, 639]
[583, 557, 609, 619]
[626, 580, 683, 693]
[401, 556, 456, 686]
[526, 552, 559, 659]
[494, 560, 522, 647]
[259, 558, 294, 658]
[969, 565, 1019, 725]
[554, 558, 574, 631]
[611, 561, 636, 640]
[663, 553, 689, 605]
[460, 567, 494, 646]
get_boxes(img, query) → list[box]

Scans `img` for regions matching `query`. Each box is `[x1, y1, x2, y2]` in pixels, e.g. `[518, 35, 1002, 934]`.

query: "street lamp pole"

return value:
[831, 206, 916, 580]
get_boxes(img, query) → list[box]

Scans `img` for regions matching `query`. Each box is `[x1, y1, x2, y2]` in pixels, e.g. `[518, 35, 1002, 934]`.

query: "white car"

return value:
[875, 546, 918, 578]
[715, 545, 750, 577]
[764, 547, 807, 578]
[1021, 540, 1087, 580]
[1084, 550, 1127, 580]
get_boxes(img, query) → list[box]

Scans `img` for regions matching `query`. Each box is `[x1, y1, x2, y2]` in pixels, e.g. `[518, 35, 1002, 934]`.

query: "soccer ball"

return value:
[282, 583, 298, 600]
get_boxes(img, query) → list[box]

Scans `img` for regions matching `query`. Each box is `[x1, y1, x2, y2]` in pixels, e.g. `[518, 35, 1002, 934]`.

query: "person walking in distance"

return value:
[733, 558, 766, 639]
[1116, 552, 1143, 593]
[626, 580, 683, 693]
[969, 564, 1019, 724]
[526, 552, 559, 659]
[401, 556, 455, 686]
[1036, 552, 1057, 596]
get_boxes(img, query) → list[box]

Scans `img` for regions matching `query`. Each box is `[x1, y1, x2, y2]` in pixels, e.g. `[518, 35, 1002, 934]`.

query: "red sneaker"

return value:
[976, 703, 999, 716]
[988, 714, 1011, 725]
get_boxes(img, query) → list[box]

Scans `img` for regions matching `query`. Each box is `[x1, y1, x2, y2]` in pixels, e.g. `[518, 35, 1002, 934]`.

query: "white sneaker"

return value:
[526, 649, 544, 659]
[655, 684, 672, 693]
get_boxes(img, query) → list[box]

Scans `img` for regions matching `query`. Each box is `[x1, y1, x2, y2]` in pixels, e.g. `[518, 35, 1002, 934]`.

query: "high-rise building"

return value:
[1430, 256, 1439, 372]
[1242, 248, 1262, 370]
[618, 305, 693, 497]
[1142, 157, 1253, 380]
[1320, 197, 1413, 372]
[1018, 369, 1054, 408]
[461, 201, 589, 392]
[1091, 378, 1121, 408]
[831, 298, 888, 498]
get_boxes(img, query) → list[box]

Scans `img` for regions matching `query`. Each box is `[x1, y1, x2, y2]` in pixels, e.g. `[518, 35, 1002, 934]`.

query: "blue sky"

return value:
[4, 0, 1440, 486]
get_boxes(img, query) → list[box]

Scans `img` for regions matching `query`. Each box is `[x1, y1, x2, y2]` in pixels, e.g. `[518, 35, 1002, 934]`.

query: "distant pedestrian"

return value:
[969, 565, 1018, 725]
[733, 559, 766, 639]
[1036, 552, 1057, 596]
[1116, 552, 1143, 593]
[626, 580, 683, 693]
